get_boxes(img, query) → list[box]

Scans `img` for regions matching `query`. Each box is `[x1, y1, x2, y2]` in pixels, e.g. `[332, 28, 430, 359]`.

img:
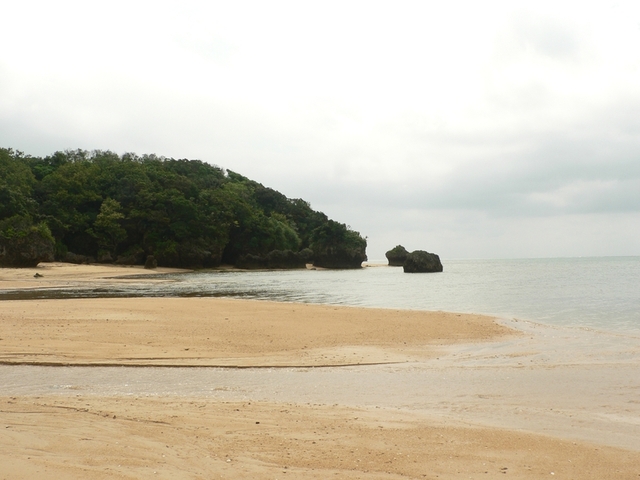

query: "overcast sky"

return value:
[2, 1, 639, 260]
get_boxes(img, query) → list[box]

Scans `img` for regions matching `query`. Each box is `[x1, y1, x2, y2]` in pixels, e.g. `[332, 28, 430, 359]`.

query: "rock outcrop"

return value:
[310, 220, 367, 269]
[115, 249, 145, 265]
[63, 252, 96, 264]
[97, 251, 113, 263]
[236, 250, 308, 270]
[385, 245, 409, 266]
[0, 219, 55, 268]
[144, 255, 158, 269]
[235, 254, 268, 269]
[313, 249, 367, 269]
[267, 250, 307, 269]
[0, 235, 54, 267]
[403, 250, 443, 273]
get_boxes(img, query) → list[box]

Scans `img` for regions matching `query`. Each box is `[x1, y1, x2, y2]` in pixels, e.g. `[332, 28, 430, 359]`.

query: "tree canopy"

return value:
[0, 148, 367, 268]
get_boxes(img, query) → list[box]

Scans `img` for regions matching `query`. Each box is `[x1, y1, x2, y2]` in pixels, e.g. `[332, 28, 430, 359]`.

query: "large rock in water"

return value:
[403, 250, 443, 273]
[385, 245, 409, 266]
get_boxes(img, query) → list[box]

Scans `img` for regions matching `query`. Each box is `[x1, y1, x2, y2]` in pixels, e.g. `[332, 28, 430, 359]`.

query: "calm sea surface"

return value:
[3, 257, 639, 450]
[3, 257, 639, 334]
[172, 256, 640, 334]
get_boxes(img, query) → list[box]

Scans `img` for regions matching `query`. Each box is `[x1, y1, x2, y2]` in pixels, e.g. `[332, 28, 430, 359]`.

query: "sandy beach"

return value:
[1, 263, 639, 479]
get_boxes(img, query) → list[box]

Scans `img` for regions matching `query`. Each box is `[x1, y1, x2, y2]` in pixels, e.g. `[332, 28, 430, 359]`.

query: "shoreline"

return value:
[0, 262, 514, 368]
[1, 262, 639, 478]
[0, 296, 512, 367]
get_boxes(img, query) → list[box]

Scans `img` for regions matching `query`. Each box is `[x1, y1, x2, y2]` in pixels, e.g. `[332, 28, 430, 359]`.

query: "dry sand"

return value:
[1, 263, 639, 479]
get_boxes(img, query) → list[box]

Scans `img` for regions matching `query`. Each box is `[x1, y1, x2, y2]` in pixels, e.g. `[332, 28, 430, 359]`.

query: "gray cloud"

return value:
[2, 1, 639, 260]
[510, 14, 584, 61]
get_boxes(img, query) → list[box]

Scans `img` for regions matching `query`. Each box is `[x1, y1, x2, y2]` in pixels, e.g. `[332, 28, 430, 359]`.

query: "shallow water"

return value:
[2, 257, 639, 450]
[188, 257, 640, 333]
[3, 257, 639, 334]
[3, 320, 639, 450]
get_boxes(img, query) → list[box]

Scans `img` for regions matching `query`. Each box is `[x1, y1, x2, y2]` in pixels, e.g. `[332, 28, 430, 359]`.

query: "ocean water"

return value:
[165, 256, 640, 334]
[3, 256, 640, 450]
[3, 256, 639, 334]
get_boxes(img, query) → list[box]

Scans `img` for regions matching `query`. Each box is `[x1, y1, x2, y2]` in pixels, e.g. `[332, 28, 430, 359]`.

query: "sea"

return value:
[3, 256, 640, 449]
[6, 256, 638, 335]
[181, 256, 640, 334]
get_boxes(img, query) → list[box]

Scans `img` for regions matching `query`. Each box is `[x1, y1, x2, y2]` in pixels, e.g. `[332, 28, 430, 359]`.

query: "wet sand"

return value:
[0, 261, 190, 289]
[2, 395, 639, 480]
[0, 296, 509, 367]
[1, 263, 639, 479]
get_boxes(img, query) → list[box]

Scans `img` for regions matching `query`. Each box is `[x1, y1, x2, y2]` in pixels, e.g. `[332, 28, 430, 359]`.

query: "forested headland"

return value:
[0, 148, 367, 269]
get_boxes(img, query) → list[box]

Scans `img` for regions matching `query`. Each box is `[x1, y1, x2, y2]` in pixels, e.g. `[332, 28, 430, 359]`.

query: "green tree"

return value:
[0, 148, 38, 219]
[310, 220, 367, 269]
[0, 147, 367, 268]
[87, 198, 127, 256]
[37, 160, 102, 254]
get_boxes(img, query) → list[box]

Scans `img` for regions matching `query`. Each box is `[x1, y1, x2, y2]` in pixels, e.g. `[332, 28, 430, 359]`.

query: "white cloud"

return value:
[2, 0, 640, 259]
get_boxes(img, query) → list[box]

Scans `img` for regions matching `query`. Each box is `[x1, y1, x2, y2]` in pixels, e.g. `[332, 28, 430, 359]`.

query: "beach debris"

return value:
[34, 273, 43, 278]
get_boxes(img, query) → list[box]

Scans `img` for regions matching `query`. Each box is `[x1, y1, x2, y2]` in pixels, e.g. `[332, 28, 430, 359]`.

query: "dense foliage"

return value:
[310, 220, 368, 269]
[0, 148, 367, 268]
